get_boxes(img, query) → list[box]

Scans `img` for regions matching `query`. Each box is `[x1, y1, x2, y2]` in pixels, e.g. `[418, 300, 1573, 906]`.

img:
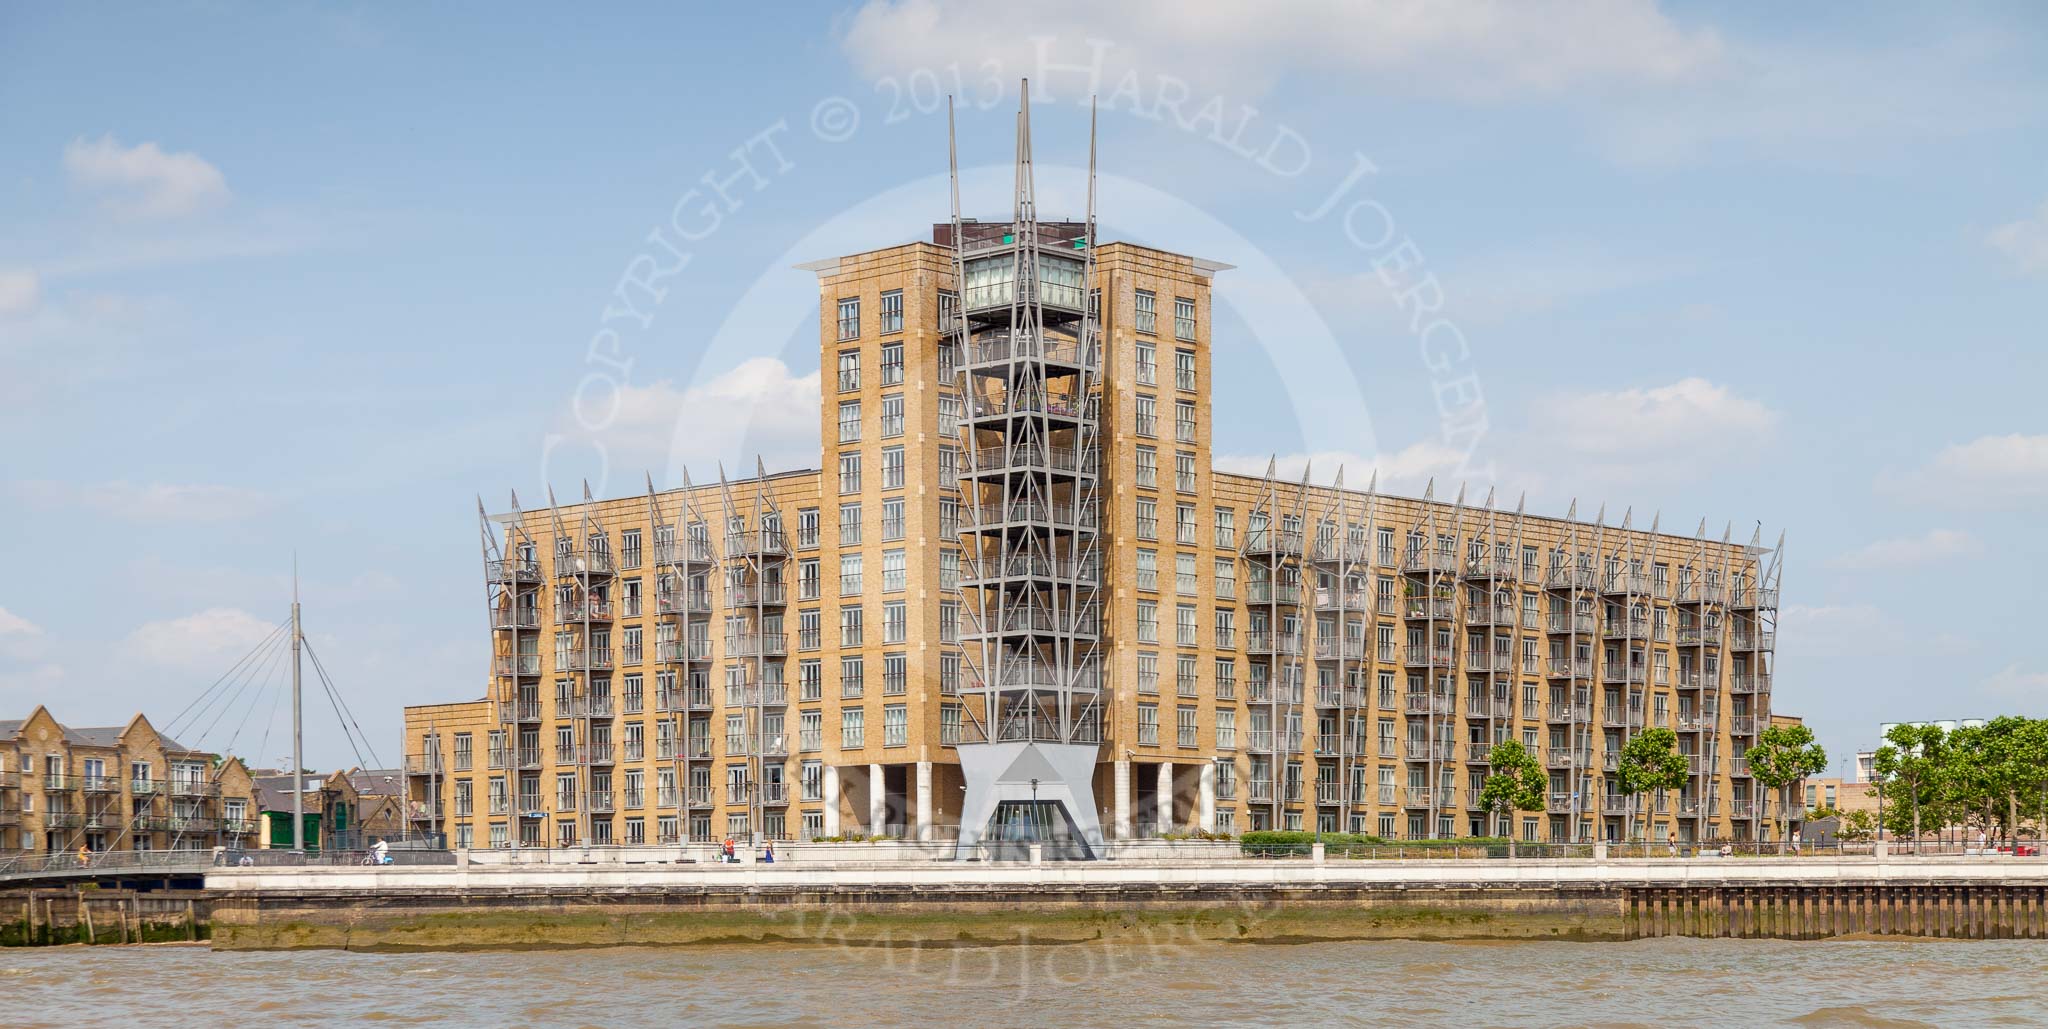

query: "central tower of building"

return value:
[950, 89, 1107, 856]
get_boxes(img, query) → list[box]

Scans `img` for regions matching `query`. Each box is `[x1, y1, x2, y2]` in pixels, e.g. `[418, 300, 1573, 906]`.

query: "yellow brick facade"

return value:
[404, 228, 1791, 848]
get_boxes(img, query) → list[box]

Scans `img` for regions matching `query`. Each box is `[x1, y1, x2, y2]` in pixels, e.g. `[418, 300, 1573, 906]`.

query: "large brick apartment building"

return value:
[402, 113, 1791, 852]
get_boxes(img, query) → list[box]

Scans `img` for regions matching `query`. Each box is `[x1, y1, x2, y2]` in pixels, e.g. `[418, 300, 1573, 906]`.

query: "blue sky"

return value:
[1, 1, 2044, 775]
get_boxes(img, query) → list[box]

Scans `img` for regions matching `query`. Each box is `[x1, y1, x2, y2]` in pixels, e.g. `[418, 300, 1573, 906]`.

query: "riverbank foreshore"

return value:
[200, 856, 2048, 950]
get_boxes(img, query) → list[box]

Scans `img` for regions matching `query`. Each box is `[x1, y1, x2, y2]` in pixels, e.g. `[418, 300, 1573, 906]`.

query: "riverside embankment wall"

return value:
[203, 857, 2048, 950]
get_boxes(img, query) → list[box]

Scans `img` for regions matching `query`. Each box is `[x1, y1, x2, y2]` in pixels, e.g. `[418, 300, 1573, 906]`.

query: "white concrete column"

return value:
[1198, 761, 1216, 833]
[1156, 761, 1173, 834]
[869, 762, 886, 833]
[1113, 759, 1132, 839]
[822, 765, 842, 837]
[915, 760, 933, 842]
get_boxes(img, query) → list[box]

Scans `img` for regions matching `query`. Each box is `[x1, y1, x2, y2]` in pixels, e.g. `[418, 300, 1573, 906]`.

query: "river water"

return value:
[5, 939, 2044, 1027]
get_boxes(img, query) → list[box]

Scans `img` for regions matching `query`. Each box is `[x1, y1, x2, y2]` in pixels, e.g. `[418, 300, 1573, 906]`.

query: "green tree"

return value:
[1478, 739, 1546, 859]
[1747, 723, 1827, 854]
[1871, 723, 1948, 845]
[1615, 727, 1689, 845]
[1837, 809, 1878, 842]
[1981, 716, 2048, 848]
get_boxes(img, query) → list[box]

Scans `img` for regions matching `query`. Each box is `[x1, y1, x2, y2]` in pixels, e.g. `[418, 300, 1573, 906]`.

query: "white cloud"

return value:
[64, 134, 229, 220]
[0, 607, 41, 636]
[1988, 200, 2048, 277]
[1829, 529, 1981, 571]
[120, 608, 279, 671]
[1882, 434, 2048, 506]
[1983, 665, 2048, 709]
[1542, 377, 1776, 462]
[559, 357, 823, 479]
[0, 268, 39, 318]
[1213, 441, 1479, 497]
[13, 480, 275, 521]
[841, 0, 1721, 103]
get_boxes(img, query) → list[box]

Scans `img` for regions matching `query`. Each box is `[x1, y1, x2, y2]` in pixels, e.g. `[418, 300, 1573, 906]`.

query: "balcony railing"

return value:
[1313, 637, 1365, 661]
[1403, 596, 1456, 621]
[1403, 693, 1455, 716]
[656, 589, 714, 616]
[1731, 631, 1776, 651]
[168, 780, 220, 798]
[960, 553, 1102, 586]
[560, 648, 614, 672]
[969, 442, 1101, 477]
[1547, 703, 1593, 723]
[723, 531, 790, 559]
[728, 583, 787, 607]
[496, 699, 543, 723]
[1404, 740, 1456, 763]
[487, 556, 542, 583]
[1602, 665, 1648, 685]
[1731, 673, 1772, 695]
[1601, 794, 1635, 816]
[1246, 581, 1303, 606]
[1243, 530, 1307, 557]
[1309, 538, 1368, 566]
[1463, 557, 1520, 581]
[1601, 573, 1650, 596]
[1729, 716, 1759, 735]
[1548, 613, 1596, 635]
[493, 654, 542, 677]
[1602, 707, 1647, 729]
[1245, 632, 1303, 657]
[1467, 603, 1517, 627]
[403, 754, 444, 776]
[1545, 566, 1597, 591]
[1313, 587, 1368, 613]
[1603, 617, 1650, 639]
[81, 775, 122, 794]
[1547, 658, 1593, 680]
[491, 607, 541, 630]
[1401, 551, 1457, 576]
[655, 639, 712, 664]
[556, 599, 614, 622]
[654, 539, 717, 566]
[1729, 587, 1779, 610]
[1402, 645, 1456, 670]
[725, 684, 789, 708]
[553, 549, 616, 578]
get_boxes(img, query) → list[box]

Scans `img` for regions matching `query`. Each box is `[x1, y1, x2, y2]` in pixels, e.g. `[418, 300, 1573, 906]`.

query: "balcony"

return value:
[1600, 794, 1634, 816]
[1465, 742, 1494, 764]
[1245, 632, 1303, 657]
[222, 817, 260, 836]
[1729, 587, 1779, 611]
[1548, 613, 1596, 635]
[723, 530, 790, 560]
[725, 633, 790, 659]
[0, 805, 20, 826]
[1315, 781, 1350, 805]
[1730, 756, 1751, 778]
[553, 549, 616, 578]
[725, 683, 789, 708]
[1728, 800, 1760, 819]
[1547, 702, 1592, 724]
[654, 538, 717, 567]
[1602, 617, 1650, 639]
[968, 500, 1099, 533]
[1731, 631, 1775, 652]
[1243, 530, 1306, 558]
[1729, 716, 1759, 735]
[1602, 707, 1647, 729]
[1400, 550, 1457, 576]
[1313, 637, 1365, 662]
[1676, 670, 1717, 690]
[168, 815, 219, 833]
[1602, 665, 1648, 686]
[656, 589, 714, 617]
[1405, 787, 1456, 809]
[1246, 779, 1276, 804]
[1403, 596, 1456, 621]
[1314, 686, 1368, 709]
[1309, 538, 1368, 567]
[758, 782, 790, 806]
[404, 754, 445, 777]
[493, 654, 542, 678]
[960, 553, 1101, 588]
[1731, 673, 1772, 695]
[126, 777, 157, 797]
[496, 699, 543, 723]
[491, 606, 541, 631]
[560, 648, 614, 672]
[1677, 714, 1718, 734]
[584, 792, 616, 814]
[1544, 566, 1597, 591]
[1466, 603, 1517, 627]
[44, 812, 85, 828]
[1246, 581, 1303, 606]
[1601, 573, 1650, 596]
[1403, 693, 1455, 717]
[655, 639, 712, 664]
[1402, 645, 1456, 670]
[687, 736, 714, 760]
[487, 556, 542, 584]
[556, 598, 614, 622]
[1312, 585, 1368, 613]
[1465, 698, 1511, 720]
[1246, 680, 1304, 705]
[1675, 582, 1726, 607]
[1463, 557, 1519, 582]
[1675, 624, 1722, 647]
[555, 744, 614, 766]
[81, 775, 121, 794]
[727, 582, 787, 608]
[1244, 731, 1303, 754]
[960, 328, 1097, 368]
[1545, 793, 1579, 814]
[968, 441, 1101, 477]
[1464, 651, 1510, 674]
[1546, 658, 1593, 680]
[558, 695, 615, 719]
[169, 780, 220, 799]
[1404, 740, 1456, 763]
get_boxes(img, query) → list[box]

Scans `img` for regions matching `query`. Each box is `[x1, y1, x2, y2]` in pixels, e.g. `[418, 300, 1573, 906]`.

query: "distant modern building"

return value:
[402, 100, 1798, 851]
[0, 707, 257, 858]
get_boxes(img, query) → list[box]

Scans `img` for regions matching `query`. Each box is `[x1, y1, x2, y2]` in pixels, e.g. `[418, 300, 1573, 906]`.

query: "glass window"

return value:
[882, 445, 905, 489]
[881, 497, 905, 541]
[1136, 341, 1156, 385]
[879, 291, 904, 337]
[884, 705, 908, 747]
[1135, 446, 1158, 488]
[1134, 395, 1156, 437]
[1135, 498, 1157, 541]
[1175, 399, 1196, 442]
[883, 600, 907, 643]
[837, 296, 860, 340]
[1176, 503, 1197, 545]
[837, 350, 859, 392]
[1136, 549, 1158, 591]
[841, 707, 864, 748]
[1175, 349, 1196, 391]
[839, 553, 863, 595]
[837, 400, 861, 443]
[1214, 508, 1235, 548]
[1175, 451, 1196, 493]
[880, 394, 904, 437]
[1135, 289, 1156, 334]
[797, 508, 819, 549]
[840, 605, 864, 646]
[882, 549, 906, 592]
[838, 451, 861, 494]
[841, 655, 865, 698]
[1174, 296, 1196, 341]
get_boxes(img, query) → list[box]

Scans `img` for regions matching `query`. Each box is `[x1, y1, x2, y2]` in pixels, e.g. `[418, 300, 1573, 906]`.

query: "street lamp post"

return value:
[1030, 778, 1040, 845]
